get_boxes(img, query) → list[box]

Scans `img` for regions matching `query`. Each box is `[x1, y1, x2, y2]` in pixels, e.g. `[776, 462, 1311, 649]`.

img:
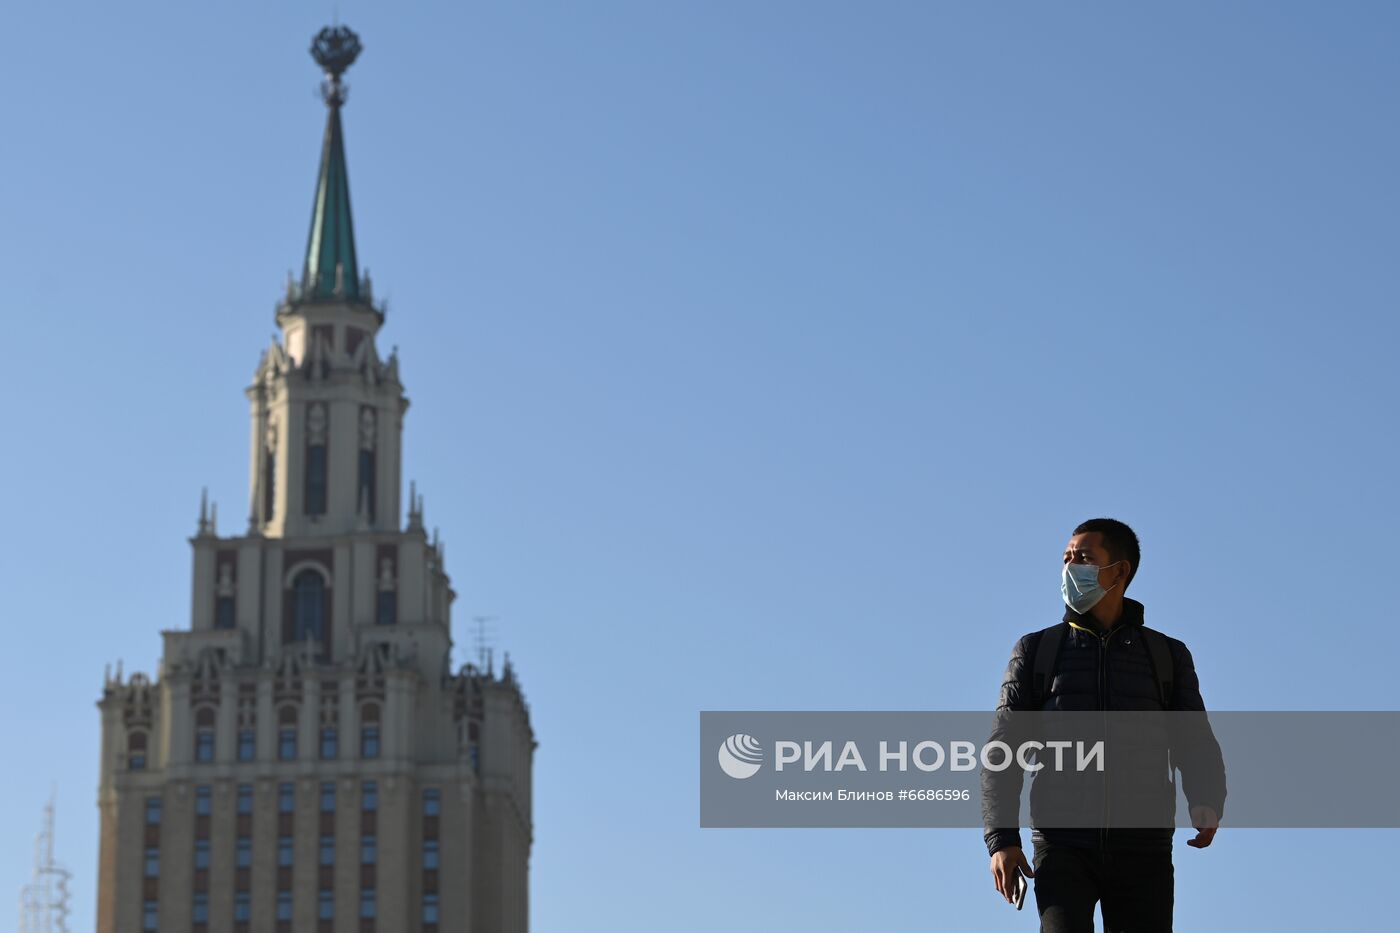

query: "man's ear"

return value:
[1116, 560, 1132, 591]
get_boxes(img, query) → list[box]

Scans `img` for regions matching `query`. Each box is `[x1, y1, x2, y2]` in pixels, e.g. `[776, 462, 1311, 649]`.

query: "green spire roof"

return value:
[301, 103, 359, 301]
[300, 24, 365, 303]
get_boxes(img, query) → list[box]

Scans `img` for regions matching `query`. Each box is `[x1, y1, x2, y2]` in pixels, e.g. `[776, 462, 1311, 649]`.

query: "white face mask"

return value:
[1061, 560, 1124, 613]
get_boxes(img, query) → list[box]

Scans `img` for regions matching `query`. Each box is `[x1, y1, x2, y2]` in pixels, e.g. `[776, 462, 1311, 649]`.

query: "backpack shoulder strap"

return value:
[1031, 622, 1067, 710]
[1138, 625, 1175, 710]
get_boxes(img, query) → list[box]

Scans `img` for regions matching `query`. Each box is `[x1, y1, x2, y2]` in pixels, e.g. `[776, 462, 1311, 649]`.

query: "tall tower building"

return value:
[95, 26, 534, 933]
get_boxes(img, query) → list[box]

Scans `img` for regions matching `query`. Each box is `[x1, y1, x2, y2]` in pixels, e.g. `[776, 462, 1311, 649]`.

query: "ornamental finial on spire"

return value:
[311, 24, 362, 107]
[297, 24, 363, 304]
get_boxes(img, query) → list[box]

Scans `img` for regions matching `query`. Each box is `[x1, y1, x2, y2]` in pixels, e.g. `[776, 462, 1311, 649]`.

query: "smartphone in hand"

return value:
[1013, 870, 1028, 911]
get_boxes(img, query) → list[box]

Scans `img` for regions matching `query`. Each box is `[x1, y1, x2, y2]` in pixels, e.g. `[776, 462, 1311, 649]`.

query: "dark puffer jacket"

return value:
[981, 596, 1227, 856]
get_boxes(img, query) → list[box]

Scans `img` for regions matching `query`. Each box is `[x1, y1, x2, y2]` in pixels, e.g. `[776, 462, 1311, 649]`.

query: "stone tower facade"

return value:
[94, 25, 534, 933]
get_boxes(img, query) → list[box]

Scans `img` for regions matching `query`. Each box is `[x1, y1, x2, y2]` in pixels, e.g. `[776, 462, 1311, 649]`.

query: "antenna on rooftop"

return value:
[472, 614, 498, 674]
[18, 788, 71, 933]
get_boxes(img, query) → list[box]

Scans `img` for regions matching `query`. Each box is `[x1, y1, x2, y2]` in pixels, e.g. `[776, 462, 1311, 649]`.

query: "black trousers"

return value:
[1032, 840, 1174, 933]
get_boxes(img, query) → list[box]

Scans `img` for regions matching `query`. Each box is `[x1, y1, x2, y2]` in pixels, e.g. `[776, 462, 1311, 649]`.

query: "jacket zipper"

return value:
[1066, 620, 1125, 850]
[1097, 625, 1123, 850]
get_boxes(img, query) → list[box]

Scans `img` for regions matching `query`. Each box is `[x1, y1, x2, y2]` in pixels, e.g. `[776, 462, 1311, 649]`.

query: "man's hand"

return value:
[1186, 805, 1219, 849]
[990, 846, 1034, 903]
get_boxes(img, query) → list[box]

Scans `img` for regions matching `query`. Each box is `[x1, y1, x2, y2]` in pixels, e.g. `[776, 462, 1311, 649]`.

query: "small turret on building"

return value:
[95, 25, 535, 933]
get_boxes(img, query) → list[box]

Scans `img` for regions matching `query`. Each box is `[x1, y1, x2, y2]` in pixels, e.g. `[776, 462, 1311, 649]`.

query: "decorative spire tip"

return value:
[310, 24, 362, 107]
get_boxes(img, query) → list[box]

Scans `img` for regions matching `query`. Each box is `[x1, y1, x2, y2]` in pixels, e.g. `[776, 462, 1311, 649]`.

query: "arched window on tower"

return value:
[293, 569, 327, 644]
[194, 707, 216, 763]
[320, 724, 338, 759]
[215, 595, 235, 629]
[263, 452, 276, 521]
[358, 449, 375, 516]
[278, 705, 299, 760]
[376, 554, 397, 626]
[214, 559, 236, 630]
[304, 403, 328, 516]
[263, 420, 278, 523]
[358, 407, 377, 522]
[360, 703, 381, 759]
[128, 730, 147, 771]
[305, 445, 328, 514]
[236, 682, 256, 761]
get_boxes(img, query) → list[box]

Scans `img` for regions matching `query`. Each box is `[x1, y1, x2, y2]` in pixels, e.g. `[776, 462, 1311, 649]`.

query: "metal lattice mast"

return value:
[18, 792, 71, 933]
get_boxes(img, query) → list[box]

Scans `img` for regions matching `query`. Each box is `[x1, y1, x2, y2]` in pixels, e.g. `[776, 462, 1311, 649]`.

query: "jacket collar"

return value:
[1063, 595, 1145, 632]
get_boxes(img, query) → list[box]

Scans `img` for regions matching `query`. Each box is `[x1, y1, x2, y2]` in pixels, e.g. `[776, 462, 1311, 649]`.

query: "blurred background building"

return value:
[94, 25, 534, 933]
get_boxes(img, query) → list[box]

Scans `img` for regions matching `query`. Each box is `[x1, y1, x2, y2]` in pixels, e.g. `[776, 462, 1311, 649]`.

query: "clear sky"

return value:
[2, 2, 1396, 930]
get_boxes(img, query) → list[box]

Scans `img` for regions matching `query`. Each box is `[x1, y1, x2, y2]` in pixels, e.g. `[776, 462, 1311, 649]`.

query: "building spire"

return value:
[301, 25, 363, 302]
[197, 486, 213, 537]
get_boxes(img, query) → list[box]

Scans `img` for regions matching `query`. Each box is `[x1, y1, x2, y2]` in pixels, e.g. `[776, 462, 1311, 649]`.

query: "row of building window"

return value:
[422, 787, 440, 931]
[142, 782, 447, 929]
[304, 443, 377, 520]
[129, 706, 383, 771]
[132, 728, 384, 771]
[172, 835, 251, 870]
[188, 724, 382, 765]
[145, 780, 390, 826]
[144, 783, 441, 821]
[259, 437, 377, 523]
[165, 889, 386, 924]
[178, 781, 384, 817]
[148, 836, 293, 875]
[307, 833, 386, 866]
[153, 888, 387, 922]
[213, 572, 399, 635]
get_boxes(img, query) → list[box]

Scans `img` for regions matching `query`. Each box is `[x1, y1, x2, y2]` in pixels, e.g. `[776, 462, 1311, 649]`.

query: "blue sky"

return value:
[2, 2, 1396, 930]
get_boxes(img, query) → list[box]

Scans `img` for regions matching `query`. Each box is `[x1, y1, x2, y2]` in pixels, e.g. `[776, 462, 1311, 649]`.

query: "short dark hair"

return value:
[1073, 518, 1140, 589]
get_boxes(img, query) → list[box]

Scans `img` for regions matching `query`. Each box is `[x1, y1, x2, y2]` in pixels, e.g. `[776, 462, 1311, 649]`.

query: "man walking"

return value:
[982, 518, 1226, 932]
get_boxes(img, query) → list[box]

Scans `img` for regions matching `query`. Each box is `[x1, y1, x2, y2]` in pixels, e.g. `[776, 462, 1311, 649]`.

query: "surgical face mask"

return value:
[1061, 560, 1124, 613]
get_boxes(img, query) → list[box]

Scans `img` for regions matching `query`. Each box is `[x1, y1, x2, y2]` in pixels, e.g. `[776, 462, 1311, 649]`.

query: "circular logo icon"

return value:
[718, 733, 763, 779]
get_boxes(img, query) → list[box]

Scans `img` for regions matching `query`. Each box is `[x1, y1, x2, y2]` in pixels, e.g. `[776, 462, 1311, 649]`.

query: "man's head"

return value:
[1063, 518, 1140, 595]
